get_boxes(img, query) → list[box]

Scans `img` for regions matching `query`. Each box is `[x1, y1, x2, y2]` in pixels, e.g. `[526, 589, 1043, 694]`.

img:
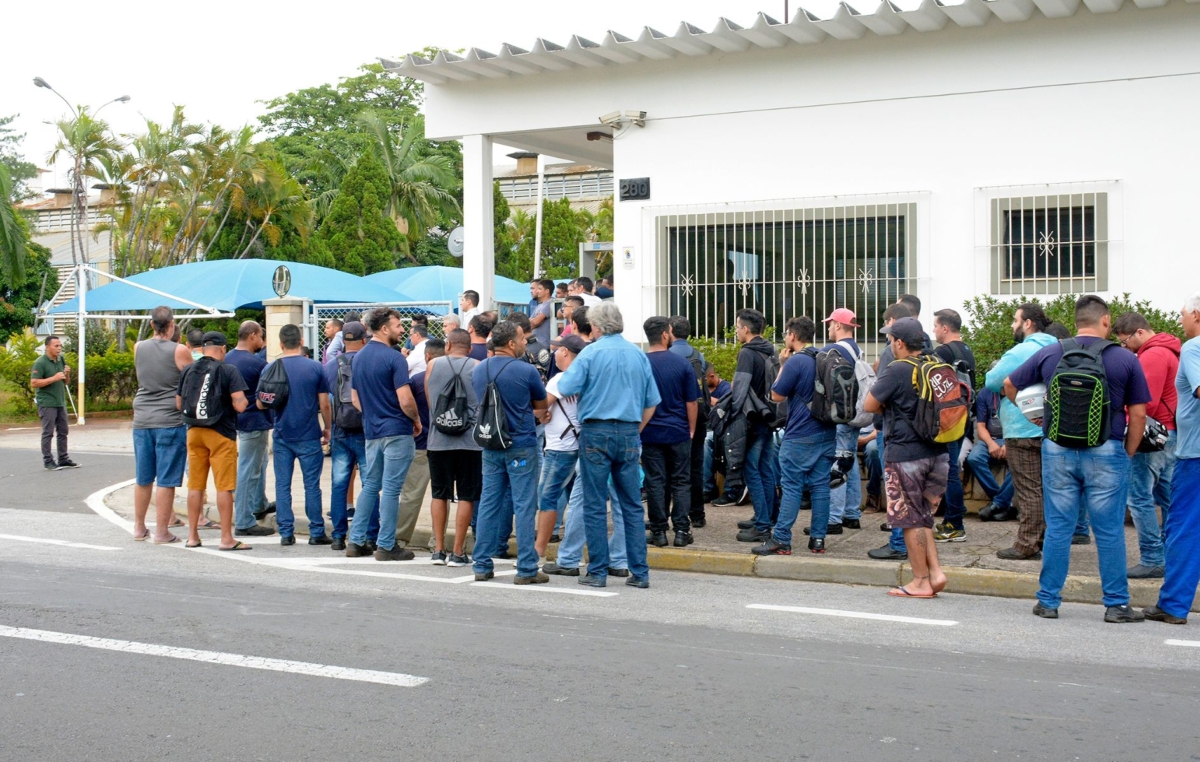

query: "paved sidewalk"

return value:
[5, 419, 1193, 610]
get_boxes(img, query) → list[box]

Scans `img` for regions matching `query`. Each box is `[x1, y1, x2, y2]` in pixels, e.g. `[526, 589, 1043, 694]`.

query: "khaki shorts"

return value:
[187, 427, 238, 492]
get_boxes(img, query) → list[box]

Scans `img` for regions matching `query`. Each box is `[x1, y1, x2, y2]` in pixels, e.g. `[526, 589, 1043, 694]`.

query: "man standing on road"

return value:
[267, 324, 333, 547]
[176, 332, 251, 551]
[864, 318, 950, 598]
[324, 321, 370, 552]
[130, 307, 193, 542]
[754, 316, 837, 556]
[866, 303, 914, 561]
[226, 321, 275, 538]
[822, 308, 865, 532]
[1114, 311, 1180, 579]
[348, 308, 422, 562]
[1145, 293, 1200, 625]
[731, 308, 780, 545]
[1007, 295, 1151, 623]
[668, 316, 710, 528]
[642, 316, 699, 550]
[931, 308, 977, 544]
[470, 320, 548, 584]
[31, 335, 76, 470]
[557, 302, 659, 589]
[985, 303, 1057, 561]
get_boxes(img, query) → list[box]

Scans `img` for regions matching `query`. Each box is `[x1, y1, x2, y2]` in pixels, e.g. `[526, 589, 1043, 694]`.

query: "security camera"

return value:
[624, 110, 647, 127]
[599, 111, 623, 127]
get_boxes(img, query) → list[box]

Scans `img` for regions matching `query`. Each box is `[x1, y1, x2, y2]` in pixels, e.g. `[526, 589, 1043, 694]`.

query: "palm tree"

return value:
[47, 108, 121, 269]
[234, 159, 311, 258]
[0, 164, 28, 285]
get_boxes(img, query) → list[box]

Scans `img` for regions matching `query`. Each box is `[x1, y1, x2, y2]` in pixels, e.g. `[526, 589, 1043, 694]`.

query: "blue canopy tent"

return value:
[365, 265, 531, 307]
[49, 259, 418, 315]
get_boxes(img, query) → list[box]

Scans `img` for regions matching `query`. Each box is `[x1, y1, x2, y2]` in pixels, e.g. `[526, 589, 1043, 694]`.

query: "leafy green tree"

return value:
[47, 107, 121, 269]
[0, 238, 58, 343]
[309, 151, 403, 275]
[0, 164, 28, 286]
[0, 115, 37, 200]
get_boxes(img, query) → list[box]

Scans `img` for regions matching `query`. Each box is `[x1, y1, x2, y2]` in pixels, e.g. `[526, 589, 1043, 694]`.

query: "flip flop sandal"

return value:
[133, 531, 151, 542]
[219, 541, 252, 552]
[185, 541, 202, 548]
[196, 519, 222, 530]
[888, 585, 937, 599]
[152, 535, 181, 545]
[169, 516, 185, 527]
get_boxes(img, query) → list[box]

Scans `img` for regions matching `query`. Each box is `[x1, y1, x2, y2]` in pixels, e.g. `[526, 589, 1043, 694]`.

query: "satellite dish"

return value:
[448, 226, 465, 258]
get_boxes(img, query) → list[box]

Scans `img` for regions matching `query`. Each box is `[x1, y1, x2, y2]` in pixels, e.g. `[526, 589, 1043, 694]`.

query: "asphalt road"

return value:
[1, 447, 1199, 762]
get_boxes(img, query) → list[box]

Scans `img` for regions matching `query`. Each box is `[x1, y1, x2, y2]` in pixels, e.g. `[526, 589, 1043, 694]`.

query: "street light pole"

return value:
[33, 78, 129, 426]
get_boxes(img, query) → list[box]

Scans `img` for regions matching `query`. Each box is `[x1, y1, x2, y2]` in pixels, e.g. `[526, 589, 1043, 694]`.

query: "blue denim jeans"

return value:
[330, 432, 378, 541]
[745, 424, 780, 533]
[350, 435, 415, 551]
[473, 446, 541, 578]
[579, 421, 647, 580]
[1157, 457, 1200, 619]
[1038, 439, 1131, 609]
[941, 438, 967, 530]
[879, 429, 906, 552]
[539, 448, 578, 516]
[1127, 431, 1175, 567]
[556, 460, 625, 570]
[774, 431, 837, 544]
[234, 429, 270, 530]
[273, 437, 325, 538]
[965, 437, 1014, 509]
[828, 424, 862, 525]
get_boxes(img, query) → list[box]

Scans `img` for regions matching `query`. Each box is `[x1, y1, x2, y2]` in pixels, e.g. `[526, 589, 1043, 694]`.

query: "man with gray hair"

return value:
[557, 301, 661, 588]
[441, 313, 461, 335]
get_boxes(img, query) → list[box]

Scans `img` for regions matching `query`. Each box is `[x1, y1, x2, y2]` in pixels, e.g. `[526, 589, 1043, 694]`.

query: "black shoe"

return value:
[991, 507, 1019, 522]
[1127, 564, 1165, 579]
[751, 537, 791, 556]
[345, 541, 371, 557]
[57, 458, 79, 469]
[496, 548, 513, 559]
[234, 524, 275, 537]
[1072, 534, 1091, 545]
[803, 524, 843, 536]
[578, 575, 606, 588]
[648, 531, 669, 547]
[1032, 602, 1059, 619]
[842, 519, 861, 529]
[375, 545, 415, 561]
[625, 576, 650, 589]
[331, 537, 346, 551]
[737, 527, 768, 543]
[608, 567, 630, 577]
[280, 535, 295, 546]
[880, 521, 892, 532]
[997, 546, 1041, 560]
[867, 545, 907, 561]
[543, 562, 580, 576]
[514, 571, 550, 585]
[978, 502, 1017, 522]
[1143, 605, 1187, 625]
[254, 502, 277, 521]
[690, 515, 707, 528]
[808, 537, 826, 554]
[308, 534, 333, 546]
[44, 461, 60, 471]
[474, 571, 494, 581]
[549, 534, 561, 544]
[673, 530, 694, 548]
[736, 519, 755, 530]
[1104, 604, 1145, 624]
[712, 495, 739, 508]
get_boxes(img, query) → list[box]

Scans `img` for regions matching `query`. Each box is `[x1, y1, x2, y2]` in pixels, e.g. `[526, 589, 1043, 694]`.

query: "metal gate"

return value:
[307, 301, 455, 360]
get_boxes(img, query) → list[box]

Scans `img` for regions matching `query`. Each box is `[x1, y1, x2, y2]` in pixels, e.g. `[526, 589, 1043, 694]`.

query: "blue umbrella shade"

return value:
[365, 265, 531, 306]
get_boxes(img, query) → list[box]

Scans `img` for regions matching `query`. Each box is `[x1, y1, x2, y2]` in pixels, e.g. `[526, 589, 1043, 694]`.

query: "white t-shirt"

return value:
[579, 293, 603, 307]
[461, 307, 481, 326]
[544, 375, 580, 452]
[407, 340, 428, 375]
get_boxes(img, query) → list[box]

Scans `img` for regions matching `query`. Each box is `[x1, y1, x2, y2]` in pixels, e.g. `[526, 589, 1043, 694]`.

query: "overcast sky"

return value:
[2, 0, 846, 189]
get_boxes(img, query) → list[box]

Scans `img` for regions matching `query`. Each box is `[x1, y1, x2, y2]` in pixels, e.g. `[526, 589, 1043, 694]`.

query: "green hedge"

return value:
[0, 335, 137, 414]
[962, 293, 1183, 375]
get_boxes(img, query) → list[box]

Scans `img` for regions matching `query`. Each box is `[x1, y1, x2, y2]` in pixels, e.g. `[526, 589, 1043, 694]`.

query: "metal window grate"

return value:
[649, 196, 920, 357]
[498, 172, 614, 202]
[310, 302, 455, 361]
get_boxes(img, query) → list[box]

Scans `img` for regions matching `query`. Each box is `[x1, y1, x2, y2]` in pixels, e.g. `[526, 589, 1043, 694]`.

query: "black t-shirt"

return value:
[178, 359, 248, 441]
[870, 358, 947, 463]
[934, 340, 977, 391]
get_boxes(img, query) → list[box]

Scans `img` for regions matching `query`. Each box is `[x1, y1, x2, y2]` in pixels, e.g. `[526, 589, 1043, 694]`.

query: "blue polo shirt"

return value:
[272, 355, 328, 443]
[772, 349, 830, 440]
[642, 350, 699, 445]
[557, 333, 661, 424]
[471, 355, 546, 449]
[351, 340, 413, 440]
[411, 370, 430, 450]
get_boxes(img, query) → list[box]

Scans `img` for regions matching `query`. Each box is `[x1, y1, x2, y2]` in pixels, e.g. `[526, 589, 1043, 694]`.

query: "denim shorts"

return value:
[133, 426, 188, 488]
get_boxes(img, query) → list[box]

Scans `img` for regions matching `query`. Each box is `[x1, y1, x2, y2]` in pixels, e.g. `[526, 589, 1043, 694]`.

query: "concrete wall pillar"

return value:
[262, 297, 307, 362]
[462, 134, 495, 310]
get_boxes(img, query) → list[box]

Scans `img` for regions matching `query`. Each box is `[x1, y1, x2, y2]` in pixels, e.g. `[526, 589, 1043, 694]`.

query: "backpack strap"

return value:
[836, 339, 861, 361]
[555, 398, 580, 440]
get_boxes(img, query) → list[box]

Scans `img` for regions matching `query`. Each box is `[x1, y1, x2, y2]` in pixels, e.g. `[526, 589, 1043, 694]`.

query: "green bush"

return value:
[0, 333, 41, 413]
[689, 337, 740, 383]
[962, 293, 1184, 375]
[64, 351, 137, 405]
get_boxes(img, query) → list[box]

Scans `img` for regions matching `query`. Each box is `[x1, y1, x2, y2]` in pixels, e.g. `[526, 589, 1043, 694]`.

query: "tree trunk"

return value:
[238, 211, 271, 259]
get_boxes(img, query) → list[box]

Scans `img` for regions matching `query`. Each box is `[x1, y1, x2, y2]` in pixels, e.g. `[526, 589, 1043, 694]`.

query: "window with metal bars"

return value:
[989, 192, 1108, 295]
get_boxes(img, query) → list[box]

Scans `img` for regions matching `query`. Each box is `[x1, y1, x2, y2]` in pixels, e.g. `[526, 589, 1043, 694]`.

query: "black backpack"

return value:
[257, 358, 291, 411]
[748, 348, 788, 430]
[434, 357, 472, 436]
[473, 359, 515, 451]
[1047, 338, 1114, 449]
[180, 357, 227, 428]
[808, 347, 857, 425]
[333, 354, 363, 432]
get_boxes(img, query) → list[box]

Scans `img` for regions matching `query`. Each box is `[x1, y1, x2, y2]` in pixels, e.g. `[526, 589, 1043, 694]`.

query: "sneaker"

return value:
[712, 495, 740, 508]
[1127, 564, 1165, 579]
[751, 537, 791, 556]
[446, 552, 471, 567]
[1032, 602, 1059, 619]
[673, 530, 694, 548]
[808, 537, 826, 554]
[57, 458, 79, 469]
[1143, 605, 1187, 625]
[996, 546, 1041, 560]
[542, 561, 580, 576]
[867, 545, 907, 561]
[374, 545, 415, 561]
[513, 571, 550, 585]
[1104, 604, 1145, 624]
[308, 534, 333, 546]
[44, 461, 60, 471]
[803, 524, 843, 536]
[474, 571, 494, 582]
[1072, 534, 1091, 546]
[736, 527, 768, 543]
[430, 550, 448, 565]
[934, 525, 966, 543]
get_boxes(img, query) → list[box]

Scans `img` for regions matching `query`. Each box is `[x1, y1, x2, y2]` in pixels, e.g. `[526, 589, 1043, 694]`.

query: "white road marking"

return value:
[747, 603, 958, 627]
[5, 427, 35, 431]
[0, 534, 121, 551]
[0, 624, 427, 687]
[472, 581, 618, 597]
[1165, 639, 1200, 648]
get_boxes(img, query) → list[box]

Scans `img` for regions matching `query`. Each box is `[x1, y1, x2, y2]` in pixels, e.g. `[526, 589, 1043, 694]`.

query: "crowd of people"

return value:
[39, 274, 1199, 618]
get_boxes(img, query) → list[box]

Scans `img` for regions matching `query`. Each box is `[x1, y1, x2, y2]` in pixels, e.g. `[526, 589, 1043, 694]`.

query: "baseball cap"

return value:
[201, 331, 228, 347]
[882, 317, 925, 349]
[822, 308, 860, 328]
[342, 321, 366, 342]
[551, 334, 587, 354]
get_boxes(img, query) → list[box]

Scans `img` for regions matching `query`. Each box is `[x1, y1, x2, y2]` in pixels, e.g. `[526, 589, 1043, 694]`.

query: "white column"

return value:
[462, 134, 495, 310]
